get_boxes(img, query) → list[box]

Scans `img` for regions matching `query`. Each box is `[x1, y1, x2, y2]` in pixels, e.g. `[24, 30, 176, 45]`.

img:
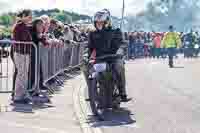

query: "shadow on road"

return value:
[172, 66, 184, 68]
[8, 70, 81, 114]
[87, 108, 136, 128]
[10, 102, 55, 113]
[10, 103, 34, 113]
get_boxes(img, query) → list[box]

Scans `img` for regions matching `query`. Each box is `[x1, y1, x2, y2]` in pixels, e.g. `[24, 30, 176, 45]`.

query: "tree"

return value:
[124, 0, 200, 31]
[53, 12, 72, 24]
[0, 26, 12, 36]
[0, 14, 13, 27]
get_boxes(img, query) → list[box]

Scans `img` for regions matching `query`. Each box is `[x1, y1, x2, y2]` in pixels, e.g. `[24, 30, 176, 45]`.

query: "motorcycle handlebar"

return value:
[95, 54, 122, 60]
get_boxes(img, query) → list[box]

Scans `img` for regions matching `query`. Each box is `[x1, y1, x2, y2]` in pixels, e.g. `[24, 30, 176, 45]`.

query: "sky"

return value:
[0, 0, 150, 16]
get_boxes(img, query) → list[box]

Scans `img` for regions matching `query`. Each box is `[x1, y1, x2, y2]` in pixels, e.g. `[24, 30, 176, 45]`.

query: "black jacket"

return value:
[88, 28, 123, 57]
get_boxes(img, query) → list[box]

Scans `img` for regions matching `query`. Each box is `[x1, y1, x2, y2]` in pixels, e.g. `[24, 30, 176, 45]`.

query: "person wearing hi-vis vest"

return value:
[162, 25, 181, 68]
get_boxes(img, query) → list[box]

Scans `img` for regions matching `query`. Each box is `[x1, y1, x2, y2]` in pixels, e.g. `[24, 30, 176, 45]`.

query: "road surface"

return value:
[96, 58, 200, 133]
[1, 57, 200, 133]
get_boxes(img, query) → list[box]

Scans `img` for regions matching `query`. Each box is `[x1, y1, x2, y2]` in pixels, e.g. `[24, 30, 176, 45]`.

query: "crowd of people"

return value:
[1, 9, 200, 104]
[126, 27, 200, 60]
[0, 9, 93, 104]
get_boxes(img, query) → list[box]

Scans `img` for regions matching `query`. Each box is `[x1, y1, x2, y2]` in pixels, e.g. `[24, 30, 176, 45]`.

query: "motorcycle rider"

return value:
[85, 9, 131, 102]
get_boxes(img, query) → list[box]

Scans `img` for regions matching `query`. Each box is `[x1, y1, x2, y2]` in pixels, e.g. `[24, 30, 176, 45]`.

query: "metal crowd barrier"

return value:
[39, 41, 87, 86]
[0, 38, 132, 96]
[0, 39, 87, 94]
[0, 40, 38, 93]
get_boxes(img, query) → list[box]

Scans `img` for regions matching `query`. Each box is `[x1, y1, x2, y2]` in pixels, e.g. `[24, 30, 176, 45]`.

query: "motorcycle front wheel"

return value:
[88, 79, 106, 121]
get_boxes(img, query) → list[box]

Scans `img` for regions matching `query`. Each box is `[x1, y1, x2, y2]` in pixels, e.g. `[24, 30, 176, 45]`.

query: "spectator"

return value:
[184, 29, 196, 58]
[147, 32, 154, 57]
[124, 32, 129, 40]
[48, 19, 58, 38]
[135, 32, 143, 57]
[34, 15, 52, 93]
[153, 33, 162, 58]
[180, 32, 184, 43]
[71, 26, 81, 42]
[143, 32, 149, 57]
[29, 18, 50, 96]
[64, 25, 74, 42]
[128, 32, 136, 59]
[12, 9, 33, 104]
[79, 28, 88, 41]
[0, 33, 3, 65]
[70, 26, 79, 42]
[40, 15, 50, 33]
[54, 21, 64, 39]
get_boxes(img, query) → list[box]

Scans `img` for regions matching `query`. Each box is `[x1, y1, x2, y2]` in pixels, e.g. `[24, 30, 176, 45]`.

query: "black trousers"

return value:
[168, 48, 176, 66]
[11, 48, 17, 96]
[111, 59, 126, 95]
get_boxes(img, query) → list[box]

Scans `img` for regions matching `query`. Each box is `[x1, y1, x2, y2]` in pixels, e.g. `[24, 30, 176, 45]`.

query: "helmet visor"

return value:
[94, 12, 109, 22]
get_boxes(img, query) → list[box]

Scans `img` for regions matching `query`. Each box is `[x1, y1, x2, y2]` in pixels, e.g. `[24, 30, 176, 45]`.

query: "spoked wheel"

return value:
[88, 79, 105, 121]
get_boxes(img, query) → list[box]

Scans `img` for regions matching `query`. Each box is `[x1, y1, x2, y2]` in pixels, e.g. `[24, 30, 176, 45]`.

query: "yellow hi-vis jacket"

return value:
[162, 32, 182, 48]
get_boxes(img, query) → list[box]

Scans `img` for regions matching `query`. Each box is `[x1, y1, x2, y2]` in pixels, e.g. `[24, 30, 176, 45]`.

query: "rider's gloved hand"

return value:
[83, 56, 89, 64]
[116, 48, 124, 56]
[121, 95, 132, 102]
[116, 48, 125, 59]
[89, 49, 96, 64]
[89, 59, 96, 64]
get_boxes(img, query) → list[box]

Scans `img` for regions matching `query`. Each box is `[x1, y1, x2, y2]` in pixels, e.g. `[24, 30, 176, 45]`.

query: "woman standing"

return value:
[12, 9, 33, 104]
[29, 19, 49, 95]
[153, 33, 162, 58]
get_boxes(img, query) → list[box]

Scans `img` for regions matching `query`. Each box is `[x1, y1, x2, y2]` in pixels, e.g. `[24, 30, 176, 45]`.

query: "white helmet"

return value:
[94, 9, 111, 29]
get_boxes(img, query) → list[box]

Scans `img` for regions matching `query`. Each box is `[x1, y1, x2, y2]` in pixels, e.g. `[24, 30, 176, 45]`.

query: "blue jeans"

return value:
[128, 43, 135, 58]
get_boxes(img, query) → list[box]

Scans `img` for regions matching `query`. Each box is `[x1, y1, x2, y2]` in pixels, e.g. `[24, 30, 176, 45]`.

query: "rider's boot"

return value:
[121, 94, 132, 102]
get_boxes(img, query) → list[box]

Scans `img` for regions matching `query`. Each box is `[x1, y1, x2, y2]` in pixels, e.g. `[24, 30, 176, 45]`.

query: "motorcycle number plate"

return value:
[93, 63, 107, 73]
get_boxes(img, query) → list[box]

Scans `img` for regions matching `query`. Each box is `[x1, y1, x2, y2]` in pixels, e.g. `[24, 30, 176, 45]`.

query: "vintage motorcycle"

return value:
[86, 54, 123, 120]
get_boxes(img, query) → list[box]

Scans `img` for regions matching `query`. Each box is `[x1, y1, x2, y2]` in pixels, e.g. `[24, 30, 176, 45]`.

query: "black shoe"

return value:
[23, 97, 33, 104]
[121, 95, 132, 102]
[85, 98, 91, 101]
[11, 93, 14, 101]
[39, 96, 51, 103]
[33, 94, 51, 103]
[169, 62, 174, 68]
[32, 92, 40, 97]
[13, 98, 33, 105]
[13, 99, 24, 104]
[169, 64, 174, 68]
[40, 86, 49, 90]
